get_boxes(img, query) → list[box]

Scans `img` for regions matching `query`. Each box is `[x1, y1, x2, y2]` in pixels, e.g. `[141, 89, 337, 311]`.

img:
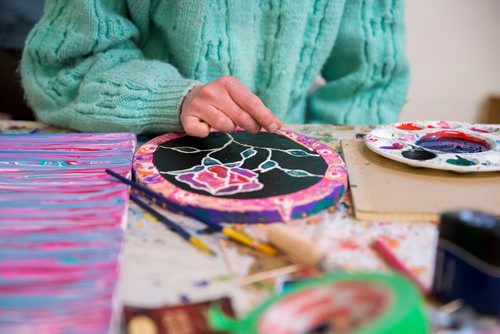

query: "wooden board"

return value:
[341, 139, 500, 221]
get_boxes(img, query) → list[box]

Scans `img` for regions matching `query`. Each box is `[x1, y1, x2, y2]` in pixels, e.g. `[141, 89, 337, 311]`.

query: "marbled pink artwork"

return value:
[0, 133, 135, 333]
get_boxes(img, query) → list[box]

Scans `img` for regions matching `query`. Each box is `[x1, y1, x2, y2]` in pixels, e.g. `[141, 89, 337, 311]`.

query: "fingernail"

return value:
[268, 121, 278, 133]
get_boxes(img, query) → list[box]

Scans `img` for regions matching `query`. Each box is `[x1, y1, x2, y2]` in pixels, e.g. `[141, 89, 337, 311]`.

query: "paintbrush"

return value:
[105, 169, 278, 256]
[130, 193, 216, 256]
[266, 224, 330, 271]
[372, 239, 429, 295]
[266, 207, 347, 271]
[268, 226, 431, 295]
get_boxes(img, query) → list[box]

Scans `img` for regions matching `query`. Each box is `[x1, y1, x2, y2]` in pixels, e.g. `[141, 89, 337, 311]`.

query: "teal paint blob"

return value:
[446, 156, 477, 166]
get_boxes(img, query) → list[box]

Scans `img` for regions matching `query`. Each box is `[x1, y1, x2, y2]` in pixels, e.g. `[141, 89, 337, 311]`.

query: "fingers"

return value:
[179, 76, 282, 137]
[220, 76, 280, 133]
[181, 105, 236, 137]
[217, 96, 261, 134]
[193, 106, 236, 133]
[180, 114, 211, 137]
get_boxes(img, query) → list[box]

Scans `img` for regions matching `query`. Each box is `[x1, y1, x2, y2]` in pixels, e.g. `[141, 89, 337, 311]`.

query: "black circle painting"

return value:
[134, 130, 347, 223]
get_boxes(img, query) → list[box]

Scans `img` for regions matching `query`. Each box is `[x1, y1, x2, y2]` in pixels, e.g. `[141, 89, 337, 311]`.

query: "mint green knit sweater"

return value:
[21, 0, 409, 134]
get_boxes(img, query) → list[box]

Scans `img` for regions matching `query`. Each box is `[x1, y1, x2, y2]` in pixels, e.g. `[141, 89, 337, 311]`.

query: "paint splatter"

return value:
[179, 294, 191, 303]
[193, 279, 210, 287]
[339, 240, 361, 250]
[380, 235, 400, 249]
[0, 133, 135, 333]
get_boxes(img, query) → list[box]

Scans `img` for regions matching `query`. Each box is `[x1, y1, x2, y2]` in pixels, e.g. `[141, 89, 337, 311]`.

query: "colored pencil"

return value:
[372, 239, 428, 295]
[130, 193, 216, 256]
[218, 240, 236, 277]
[239, 265, 302, 286]
[105, 169, 278, 256]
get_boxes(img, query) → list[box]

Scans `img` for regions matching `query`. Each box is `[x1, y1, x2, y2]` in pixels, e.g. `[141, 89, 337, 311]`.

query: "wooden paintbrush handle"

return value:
[267, 224, 325, 269]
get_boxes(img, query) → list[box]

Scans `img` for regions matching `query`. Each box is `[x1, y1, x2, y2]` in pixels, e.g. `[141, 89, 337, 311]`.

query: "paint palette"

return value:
[365, 121, 500, 172]
[134, 130, 347, 223]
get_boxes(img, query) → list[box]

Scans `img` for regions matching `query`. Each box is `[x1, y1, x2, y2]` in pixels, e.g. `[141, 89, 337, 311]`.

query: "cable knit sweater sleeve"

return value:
[21, 0, 200, 133]
[308, 0, 410, 125]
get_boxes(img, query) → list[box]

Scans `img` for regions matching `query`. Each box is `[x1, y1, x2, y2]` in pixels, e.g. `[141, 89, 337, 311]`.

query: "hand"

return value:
[180, 76, 281, 137]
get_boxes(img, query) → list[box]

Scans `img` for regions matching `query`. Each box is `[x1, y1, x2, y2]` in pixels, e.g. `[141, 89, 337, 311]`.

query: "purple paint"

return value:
[380, 143, 404, 150]
[416, 131, 491, 153]
[171, 185, 344, 224]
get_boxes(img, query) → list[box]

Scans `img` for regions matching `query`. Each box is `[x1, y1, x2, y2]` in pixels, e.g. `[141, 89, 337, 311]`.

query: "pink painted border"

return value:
[133, 130, 347, 222]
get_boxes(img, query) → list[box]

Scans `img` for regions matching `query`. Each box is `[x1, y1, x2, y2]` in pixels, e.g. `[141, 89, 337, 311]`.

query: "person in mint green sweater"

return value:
[21, 0, 409, 137]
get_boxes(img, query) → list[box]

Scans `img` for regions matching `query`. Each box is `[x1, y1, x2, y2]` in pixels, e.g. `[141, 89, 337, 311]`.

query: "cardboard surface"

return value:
[484, 96, 500, 124]
[341, 139, 500, 221]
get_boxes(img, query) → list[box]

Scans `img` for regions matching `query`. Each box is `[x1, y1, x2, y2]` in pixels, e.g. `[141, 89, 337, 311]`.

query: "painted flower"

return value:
[168, 158, 263, 196]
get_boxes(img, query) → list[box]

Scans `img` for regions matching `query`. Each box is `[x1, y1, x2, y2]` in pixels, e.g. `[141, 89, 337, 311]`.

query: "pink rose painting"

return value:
[159, 133, 323, 198]
[176, 164, 263, 196]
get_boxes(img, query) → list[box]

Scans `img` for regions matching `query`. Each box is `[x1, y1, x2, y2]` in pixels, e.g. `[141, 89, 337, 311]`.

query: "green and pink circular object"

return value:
[208, 272, 429, 334]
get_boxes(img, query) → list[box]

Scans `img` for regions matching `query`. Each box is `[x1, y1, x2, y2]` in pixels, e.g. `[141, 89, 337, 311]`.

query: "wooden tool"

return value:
[266, 224, 328, 271]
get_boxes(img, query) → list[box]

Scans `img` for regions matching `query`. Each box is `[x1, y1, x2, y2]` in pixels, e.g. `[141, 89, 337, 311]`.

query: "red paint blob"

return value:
[396, 123, 423, 131]
[419, 130, 488, 146]
[470, 127, 490, 133]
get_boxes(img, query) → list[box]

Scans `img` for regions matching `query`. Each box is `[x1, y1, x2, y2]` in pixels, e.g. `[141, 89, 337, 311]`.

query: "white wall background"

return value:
[401, 0, 500, 122]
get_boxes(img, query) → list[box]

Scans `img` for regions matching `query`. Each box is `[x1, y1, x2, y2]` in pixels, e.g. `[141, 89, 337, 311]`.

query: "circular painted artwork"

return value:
[133, 130, 347, 223]
[365, 121, 500, 172]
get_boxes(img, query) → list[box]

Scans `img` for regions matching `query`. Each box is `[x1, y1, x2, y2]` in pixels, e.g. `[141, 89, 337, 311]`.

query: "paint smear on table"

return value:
[0, 133, 135, 334]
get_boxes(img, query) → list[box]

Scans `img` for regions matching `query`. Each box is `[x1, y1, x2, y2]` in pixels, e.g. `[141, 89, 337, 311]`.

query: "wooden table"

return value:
[120, 124, 437, 315]
[2, 120, 496, 332]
